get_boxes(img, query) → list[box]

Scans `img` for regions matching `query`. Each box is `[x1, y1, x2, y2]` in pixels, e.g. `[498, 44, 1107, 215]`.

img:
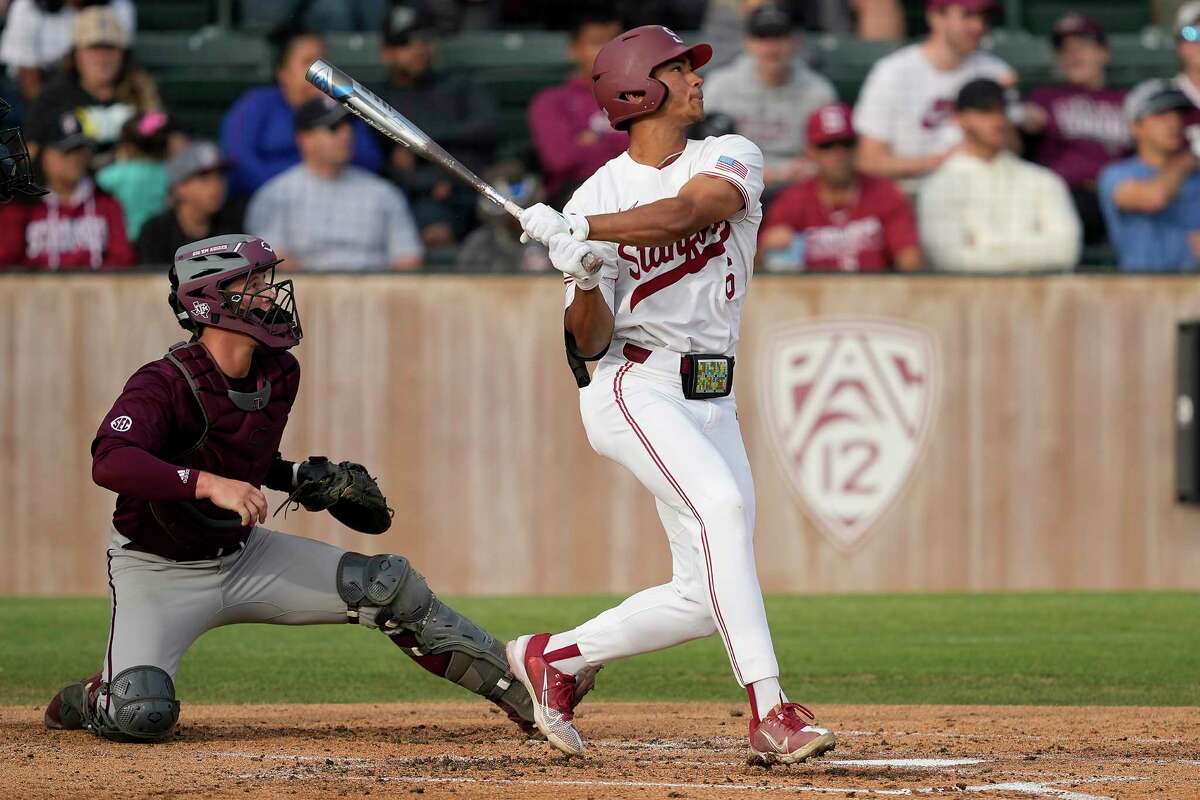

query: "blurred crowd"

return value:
[2, 0, 1200, 273]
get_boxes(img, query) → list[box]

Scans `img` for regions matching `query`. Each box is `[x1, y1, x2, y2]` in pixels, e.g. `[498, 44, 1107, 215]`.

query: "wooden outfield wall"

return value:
[2, 273, 1199, 596]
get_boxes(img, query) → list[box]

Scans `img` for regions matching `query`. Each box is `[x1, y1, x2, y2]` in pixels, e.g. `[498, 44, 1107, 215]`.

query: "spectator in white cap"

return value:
[0, 0, 136, 102]
[854, 0, 1015, 190]
[1173, 1, 1200, 141]
[918, 78, 1080, 273]
[1019, 13, 1131, 245]
[703, 3, 838, 194]
[136, 141, 247, 266]
[1098, 79, 1200, 271]
[24, 5, 160, 162]
[760, 102, 921, 272]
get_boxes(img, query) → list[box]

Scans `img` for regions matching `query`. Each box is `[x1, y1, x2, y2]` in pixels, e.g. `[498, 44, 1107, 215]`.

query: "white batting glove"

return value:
[520, 204, 590, 245]
[548, 232, 602, 290]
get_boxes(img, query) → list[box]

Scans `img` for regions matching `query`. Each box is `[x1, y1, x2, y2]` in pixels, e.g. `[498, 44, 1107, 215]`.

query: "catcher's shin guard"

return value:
[337, 552, 535, 727]
[89, 666, 180, 742]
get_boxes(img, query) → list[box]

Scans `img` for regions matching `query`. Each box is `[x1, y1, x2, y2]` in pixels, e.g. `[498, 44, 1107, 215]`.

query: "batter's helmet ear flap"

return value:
[591, 26, 712, 130]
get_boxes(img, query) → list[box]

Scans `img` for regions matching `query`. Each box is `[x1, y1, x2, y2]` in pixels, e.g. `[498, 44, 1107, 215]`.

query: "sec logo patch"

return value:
[110, 415, 133, 432]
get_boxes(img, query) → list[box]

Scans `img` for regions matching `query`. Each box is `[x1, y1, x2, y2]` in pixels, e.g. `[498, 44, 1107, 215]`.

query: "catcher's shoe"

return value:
[44, 673, 101, 731]
[506, 633, 586, 756]
[748, 702, 837, 764]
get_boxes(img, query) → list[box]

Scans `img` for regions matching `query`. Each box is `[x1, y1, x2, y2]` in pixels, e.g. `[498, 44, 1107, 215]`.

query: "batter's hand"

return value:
[520, 204, 589, 245]
[195, 471, 268, 527]
[548, 232, 602, 290]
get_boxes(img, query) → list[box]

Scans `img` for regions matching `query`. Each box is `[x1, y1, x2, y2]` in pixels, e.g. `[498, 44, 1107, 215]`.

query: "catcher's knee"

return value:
[337, 551, 515, 699]
[91, 666, 180, 742]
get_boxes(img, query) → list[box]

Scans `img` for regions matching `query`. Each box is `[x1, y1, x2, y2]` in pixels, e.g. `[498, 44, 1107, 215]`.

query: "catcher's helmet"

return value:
[591, 25, 712, 131]
[169, 234, 302, 350]
[0, 98, 47, 202]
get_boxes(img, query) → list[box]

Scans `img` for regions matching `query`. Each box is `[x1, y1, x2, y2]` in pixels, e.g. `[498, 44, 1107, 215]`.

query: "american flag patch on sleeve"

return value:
[714, 155, 748, 179]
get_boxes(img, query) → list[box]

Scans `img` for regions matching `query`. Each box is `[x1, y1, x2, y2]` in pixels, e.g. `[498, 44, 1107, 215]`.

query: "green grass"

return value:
[2, 593, 1197, 707]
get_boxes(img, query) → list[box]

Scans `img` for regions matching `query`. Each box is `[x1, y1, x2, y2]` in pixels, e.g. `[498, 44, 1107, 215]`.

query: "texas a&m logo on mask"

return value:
[759, 319, 940, 550]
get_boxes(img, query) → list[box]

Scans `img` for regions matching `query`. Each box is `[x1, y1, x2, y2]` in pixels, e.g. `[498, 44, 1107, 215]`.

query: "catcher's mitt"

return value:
[275, 457, 394, 534]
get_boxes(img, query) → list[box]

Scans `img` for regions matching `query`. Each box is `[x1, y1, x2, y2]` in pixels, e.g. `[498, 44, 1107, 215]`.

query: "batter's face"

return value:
[1056, 36, 1108, 87]
[651, 58, 705, 126]
[929, 7, 987, 57]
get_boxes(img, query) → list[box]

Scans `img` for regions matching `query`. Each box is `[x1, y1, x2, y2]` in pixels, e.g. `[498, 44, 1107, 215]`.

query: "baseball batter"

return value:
[41, 234, 555, 742]
[506, 26, 837, 764]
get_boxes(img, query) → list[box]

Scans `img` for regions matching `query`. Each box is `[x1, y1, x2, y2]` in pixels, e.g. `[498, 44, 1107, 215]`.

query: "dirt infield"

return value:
[2, 702, 1197, 799]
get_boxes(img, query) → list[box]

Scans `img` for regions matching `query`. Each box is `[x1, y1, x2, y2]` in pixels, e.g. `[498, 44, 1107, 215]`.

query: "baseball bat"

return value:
[305, 59, 601, 271]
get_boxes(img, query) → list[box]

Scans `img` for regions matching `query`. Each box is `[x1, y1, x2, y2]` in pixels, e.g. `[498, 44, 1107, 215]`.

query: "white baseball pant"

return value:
[569, 346, 780, 687]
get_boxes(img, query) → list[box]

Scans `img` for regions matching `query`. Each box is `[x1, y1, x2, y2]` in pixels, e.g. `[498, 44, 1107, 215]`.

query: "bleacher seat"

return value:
[134, 30, 271, 79]
[811, 36, 900, 104]
[1023, 2, 1152, 36]
[134, 0, 213, 32]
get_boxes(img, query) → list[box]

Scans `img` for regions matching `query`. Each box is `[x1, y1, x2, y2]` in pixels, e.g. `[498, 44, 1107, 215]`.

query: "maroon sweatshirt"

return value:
[0, 178, 135, 270]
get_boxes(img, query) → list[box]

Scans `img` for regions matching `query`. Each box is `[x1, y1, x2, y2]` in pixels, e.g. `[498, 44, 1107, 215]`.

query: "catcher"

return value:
[43, 234, 554, 742]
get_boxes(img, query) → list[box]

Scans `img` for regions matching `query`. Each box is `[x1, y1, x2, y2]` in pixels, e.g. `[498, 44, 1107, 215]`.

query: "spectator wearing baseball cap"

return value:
[1172, 2, 1200, 142]
[1098, 80, 1200, 271]
[699, 1, 906, 72]
[95, 111, 173, 241]
[376, 6, 499, 246]
[703, 3, 838, 194]
[918, 79, 1080, 273]
[0, 110, 135, 271]
[759, 103, 920, 272]
[854, 0, 1015, 190]
[25, 5, 160, 164]
[136, 141, 248, 266]
[1019, 14, 1132, 246]
[528, 10, 627, 206]
[246, 98, 423, 271]
[0, 0, 136, 103]
[220, 28, 383, 198]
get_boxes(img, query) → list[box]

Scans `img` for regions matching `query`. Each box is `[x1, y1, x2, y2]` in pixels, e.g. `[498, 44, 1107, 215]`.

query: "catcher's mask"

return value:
[0, 98, 47, 203]
[169, 234, 302, 350]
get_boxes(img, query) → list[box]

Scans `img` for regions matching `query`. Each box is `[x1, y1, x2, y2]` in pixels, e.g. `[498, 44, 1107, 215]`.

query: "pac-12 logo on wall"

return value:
[759, 319, 940, 550]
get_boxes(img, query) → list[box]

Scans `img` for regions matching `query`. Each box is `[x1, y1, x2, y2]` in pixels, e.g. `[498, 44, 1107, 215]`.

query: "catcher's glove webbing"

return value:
[275, 457, 394, 534]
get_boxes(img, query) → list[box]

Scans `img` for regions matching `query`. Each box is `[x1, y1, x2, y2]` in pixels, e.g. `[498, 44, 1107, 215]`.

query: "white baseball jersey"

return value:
[563, 134, 765, 357]
[853, 44, 1013, 158]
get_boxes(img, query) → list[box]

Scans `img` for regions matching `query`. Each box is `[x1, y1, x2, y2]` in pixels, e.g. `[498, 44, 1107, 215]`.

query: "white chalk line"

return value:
[227, 769, 1144, 799]
[835, 731, 1183, 745]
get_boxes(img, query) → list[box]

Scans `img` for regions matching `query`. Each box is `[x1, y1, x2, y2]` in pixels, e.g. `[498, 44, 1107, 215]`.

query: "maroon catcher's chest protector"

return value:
[144, 342, 299, 559]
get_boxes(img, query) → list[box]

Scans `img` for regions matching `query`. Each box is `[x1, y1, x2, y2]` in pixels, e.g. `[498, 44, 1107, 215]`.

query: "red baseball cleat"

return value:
[44, 673, 101, 731]
[748, 702, 837, 764]
[505, 633, 586, 756]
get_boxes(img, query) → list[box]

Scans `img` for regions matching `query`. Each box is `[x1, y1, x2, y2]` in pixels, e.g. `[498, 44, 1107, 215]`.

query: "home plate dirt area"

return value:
[3, 703, 1198, 799]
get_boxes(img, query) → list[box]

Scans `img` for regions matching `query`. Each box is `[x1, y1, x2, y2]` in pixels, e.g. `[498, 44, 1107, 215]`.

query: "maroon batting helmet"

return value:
[169, 234, 302, 350]
[592, 25, 713, 131]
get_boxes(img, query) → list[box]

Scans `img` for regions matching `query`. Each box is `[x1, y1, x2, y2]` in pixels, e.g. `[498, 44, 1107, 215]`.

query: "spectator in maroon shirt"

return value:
[1019, 13, 1131, 245]
[0, 110, 134, 270]
[528, 11, 627, 206]
[759, 103, 921, 272]
[1173, 2, 1200, 141]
